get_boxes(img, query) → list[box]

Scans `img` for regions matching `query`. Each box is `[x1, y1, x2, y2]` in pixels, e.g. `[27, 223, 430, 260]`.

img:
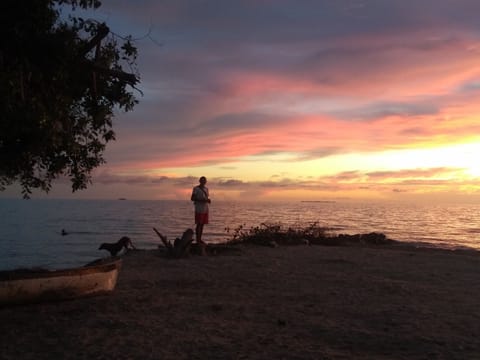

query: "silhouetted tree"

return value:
[0, 0, 140, 197]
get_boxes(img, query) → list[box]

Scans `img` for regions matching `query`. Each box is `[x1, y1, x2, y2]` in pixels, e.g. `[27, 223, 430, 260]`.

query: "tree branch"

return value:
[80, 24, 110, 57]
[90, 63, 138, 85]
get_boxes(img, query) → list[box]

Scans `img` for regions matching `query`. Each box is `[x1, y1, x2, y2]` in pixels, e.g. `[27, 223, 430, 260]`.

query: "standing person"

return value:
[191, 176, 210, 255]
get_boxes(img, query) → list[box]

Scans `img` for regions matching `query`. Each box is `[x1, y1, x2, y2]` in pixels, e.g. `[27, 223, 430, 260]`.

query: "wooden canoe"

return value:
[0, 257, 122, 306]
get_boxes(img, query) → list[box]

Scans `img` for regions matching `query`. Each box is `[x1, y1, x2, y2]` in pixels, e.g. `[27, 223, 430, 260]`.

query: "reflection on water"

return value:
[0, 199, 479, 270]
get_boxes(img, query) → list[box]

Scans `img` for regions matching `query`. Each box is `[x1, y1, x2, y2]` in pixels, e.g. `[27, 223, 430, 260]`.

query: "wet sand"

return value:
[1, 244, 479, 359]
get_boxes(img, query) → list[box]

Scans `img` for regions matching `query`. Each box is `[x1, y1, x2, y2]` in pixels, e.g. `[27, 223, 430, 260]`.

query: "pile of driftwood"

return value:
[153, 228, 242, 258]
[152, 225, 393, 258]
[153, 228, 194, 258]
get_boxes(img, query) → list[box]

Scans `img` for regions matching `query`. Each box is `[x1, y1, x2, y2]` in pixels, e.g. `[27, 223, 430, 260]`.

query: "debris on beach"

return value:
[225, 222, 394, 247]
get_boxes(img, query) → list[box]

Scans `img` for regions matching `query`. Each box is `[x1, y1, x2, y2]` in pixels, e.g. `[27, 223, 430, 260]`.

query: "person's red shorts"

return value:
[195, 212, 209, 224]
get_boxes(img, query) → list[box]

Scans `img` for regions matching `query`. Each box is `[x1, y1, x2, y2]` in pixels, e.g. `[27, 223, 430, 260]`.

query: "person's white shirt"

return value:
[192, 185, 209, 214]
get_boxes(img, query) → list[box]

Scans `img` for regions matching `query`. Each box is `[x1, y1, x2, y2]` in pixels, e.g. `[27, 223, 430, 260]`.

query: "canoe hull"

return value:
[0, 257, 122, 306]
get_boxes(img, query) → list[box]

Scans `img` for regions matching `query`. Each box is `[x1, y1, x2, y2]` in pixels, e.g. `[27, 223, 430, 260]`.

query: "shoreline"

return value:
[2, 199, 479, 256]
[1, 244, 479, 359]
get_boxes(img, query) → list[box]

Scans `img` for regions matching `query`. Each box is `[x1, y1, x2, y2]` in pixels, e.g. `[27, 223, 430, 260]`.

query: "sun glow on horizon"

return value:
[138, 139, 480, 198]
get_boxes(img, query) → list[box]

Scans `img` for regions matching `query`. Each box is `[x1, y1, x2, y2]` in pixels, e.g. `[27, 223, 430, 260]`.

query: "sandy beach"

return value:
[1, 243, 479, 359]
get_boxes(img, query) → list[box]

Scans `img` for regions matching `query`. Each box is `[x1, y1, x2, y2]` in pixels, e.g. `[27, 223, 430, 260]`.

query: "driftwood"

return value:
[153, 228, 194, 258]
[153, 228, 244, 257]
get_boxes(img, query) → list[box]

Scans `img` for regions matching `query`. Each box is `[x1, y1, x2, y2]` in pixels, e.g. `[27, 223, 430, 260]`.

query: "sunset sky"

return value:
[5, 0, 480, 202]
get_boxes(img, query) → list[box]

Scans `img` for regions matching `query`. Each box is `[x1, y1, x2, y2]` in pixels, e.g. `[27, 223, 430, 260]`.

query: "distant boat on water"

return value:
[118, 198, 127, 200]
[300, 200, 336, 203]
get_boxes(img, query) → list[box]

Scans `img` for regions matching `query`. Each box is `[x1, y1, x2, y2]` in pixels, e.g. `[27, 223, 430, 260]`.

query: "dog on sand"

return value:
[99, 236, 136, 256]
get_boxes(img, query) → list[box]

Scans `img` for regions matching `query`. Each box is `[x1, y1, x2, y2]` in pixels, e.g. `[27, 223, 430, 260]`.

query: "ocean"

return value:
[0, 198, 479, 270]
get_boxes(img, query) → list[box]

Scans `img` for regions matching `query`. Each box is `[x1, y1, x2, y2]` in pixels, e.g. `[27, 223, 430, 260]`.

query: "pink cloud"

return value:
[82, 2, 480, 179]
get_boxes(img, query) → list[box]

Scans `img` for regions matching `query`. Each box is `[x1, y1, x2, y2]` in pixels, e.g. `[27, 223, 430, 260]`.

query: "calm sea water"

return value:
[0, 199, 479, 270]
